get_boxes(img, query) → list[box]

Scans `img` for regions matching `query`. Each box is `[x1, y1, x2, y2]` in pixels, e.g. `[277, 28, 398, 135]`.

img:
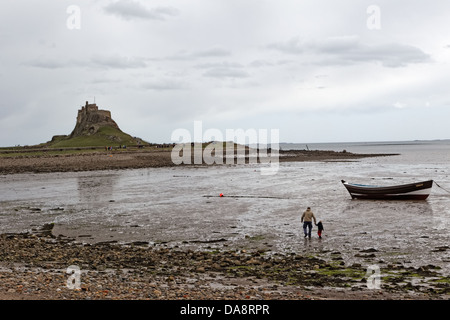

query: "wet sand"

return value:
[1, 149, 448, 300]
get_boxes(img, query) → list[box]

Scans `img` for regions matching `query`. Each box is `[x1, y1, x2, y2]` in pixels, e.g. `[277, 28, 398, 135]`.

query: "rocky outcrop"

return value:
[70, 101, 120, 137]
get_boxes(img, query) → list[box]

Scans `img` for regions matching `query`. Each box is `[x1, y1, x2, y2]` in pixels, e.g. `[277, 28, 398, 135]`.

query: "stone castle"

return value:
[70, 101, 120, 137]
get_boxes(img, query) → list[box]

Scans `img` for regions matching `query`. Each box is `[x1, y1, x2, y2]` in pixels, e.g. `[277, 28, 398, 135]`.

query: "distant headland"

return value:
[0, 101, 398, 174]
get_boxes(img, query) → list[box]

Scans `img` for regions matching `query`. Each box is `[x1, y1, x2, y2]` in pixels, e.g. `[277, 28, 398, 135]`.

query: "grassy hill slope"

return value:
[47, 126, 146, 148]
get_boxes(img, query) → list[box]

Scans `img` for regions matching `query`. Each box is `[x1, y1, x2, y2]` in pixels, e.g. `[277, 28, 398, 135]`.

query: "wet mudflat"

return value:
[0, 153, 449, 299]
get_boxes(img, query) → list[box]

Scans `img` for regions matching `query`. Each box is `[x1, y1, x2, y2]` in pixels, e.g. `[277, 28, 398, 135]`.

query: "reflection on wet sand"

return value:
[77, 173, 119, 204]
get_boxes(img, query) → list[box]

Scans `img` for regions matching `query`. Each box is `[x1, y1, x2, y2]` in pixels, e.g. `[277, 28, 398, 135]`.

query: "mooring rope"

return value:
[434, 181, 450, 194]
[203, 195, 294, 200]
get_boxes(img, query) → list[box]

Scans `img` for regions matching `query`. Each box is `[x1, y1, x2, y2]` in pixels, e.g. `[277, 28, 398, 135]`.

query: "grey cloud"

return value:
[167, 47, 231, 60]
[269, 36, 431, 68]
[141, 79, 188, 91]
[23, 59, 67, 69]
[104, 0, 179, 21]
[90, 54, 147, 69]
[198, 61, 249, 79]
[25, 55, 148, 70]
[203, 68, 249, 79]
[90, 78, 121, 84]
[196, 61, 244, 69]
[248, 60, 274, 68]
[248, 59, 293, 68]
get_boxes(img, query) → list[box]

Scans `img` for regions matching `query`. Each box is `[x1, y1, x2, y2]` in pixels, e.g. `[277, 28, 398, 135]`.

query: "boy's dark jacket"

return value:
[317, 221, 324, 230]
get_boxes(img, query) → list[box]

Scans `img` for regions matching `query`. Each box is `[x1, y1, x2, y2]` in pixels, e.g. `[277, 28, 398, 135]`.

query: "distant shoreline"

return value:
[0, 147, 398, 175]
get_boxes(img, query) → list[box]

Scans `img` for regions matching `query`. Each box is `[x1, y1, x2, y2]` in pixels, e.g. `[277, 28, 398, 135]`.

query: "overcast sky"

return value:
[1, 0, 450, 146]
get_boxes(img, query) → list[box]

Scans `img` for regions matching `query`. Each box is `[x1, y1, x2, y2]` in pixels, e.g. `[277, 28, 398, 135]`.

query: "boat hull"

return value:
[342, 180, 433, 200]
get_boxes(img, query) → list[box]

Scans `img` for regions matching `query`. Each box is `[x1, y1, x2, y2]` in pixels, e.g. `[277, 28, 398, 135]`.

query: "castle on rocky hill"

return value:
[70, 101, 120, 137]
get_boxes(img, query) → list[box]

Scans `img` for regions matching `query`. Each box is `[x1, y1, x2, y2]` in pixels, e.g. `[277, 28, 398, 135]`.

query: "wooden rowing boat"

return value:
[341, 179, 433, 200]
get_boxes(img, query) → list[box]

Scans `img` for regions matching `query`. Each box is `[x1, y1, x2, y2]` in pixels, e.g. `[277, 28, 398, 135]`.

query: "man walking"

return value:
[301, 207, 317, 239]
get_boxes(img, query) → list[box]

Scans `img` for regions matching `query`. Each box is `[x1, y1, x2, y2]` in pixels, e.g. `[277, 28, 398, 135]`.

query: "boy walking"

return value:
[316, 220, 324, 239]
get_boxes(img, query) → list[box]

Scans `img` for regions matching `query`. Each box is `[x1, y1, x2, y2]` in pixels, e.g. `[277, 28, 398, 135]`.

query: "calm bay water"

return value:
[0, 140, 449, 272]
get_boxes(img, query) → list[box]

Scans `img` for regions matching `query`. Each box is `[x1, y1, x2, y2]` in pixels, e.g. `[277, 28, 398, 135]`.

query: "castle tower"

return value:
[70, 101, 119, 137]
